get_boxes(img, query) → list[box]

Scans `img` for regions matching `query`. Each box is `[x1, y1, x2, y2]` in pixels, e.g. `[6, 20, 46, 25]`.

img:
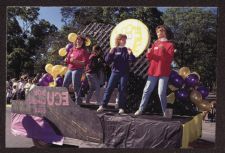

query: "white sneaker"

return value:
[118, 109, 124, 114]
[163, 112, 167, 118]
[97, 106, 105, 113]
[134, 109, 142, 116]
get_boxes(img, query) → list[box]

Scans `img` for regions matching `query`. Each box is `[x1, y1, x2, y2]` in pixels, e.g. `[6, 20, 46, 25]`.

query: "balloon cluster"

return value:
[167, 67, 213, 112]
[38, 63, 67, 87]
[38, 72, 64, 87]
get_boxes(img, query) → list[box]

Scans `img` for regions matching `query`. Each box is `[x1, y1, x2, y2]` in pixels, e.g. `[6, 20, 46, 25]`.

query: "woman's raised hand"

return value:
[127, 48, 133, 55]
[109, 48, 115, 54]
[147, 48, 152, 53]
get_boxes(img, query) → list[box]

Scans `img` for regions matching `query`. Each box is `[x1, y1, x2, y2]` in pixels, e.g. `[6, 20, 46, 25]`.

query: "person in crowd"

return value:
[63, 35, 90, 104]
[17, 75, 27, 100]
[134, 25, 175, 117]
[97, 34, 136, 114]
[29, 78, 38, 92]
[24, 78, 32, 95]
[11, 79, 18, 100]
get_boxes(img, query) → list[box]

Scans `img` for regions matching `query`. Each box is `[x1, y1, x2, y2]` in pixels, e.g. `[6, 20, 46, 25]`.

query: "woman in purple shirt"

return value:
[97, 34, 136, 114]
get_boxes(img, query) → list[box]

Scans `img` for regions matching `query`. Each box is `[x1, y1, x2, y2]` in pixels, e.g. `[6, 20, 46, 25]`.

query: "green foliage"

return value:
[61, 7, 163, 40]
[7, 7, 58, 78]
[162, 8, 217, 88]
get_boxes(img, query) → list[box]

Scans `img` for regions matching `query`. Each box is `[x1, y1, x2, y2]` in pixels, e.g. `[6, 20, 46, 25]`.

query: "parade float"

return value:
[11, 19, 214, 148]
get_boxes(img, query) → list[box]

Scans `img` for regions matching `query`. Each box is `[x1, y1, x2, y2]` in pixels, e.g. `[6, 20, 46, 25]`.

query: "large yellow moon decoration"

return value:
[110, 19, 150, 57]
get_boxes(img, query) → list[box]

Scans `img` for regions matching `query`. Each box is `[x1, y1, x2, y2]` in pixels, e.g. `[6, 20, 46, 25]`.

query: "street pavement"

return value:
[5, 106, 34, 148]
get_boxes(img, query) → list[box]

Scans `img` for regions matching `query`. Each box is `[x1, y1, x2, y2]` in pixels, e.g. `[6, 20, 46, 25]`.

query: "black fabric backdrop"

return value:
[98, 113, 190, 148]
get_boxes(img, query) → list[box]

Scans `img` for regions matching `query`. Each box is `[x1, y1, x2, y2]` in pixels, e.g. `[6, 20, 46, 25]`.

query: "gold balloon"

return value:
[58, 48, 67, 57]
[191, 71, 200, 80]
[68, 33, 77, 42]
[45, 64, 53, 74]
[179, 67, 191, 79]
[168, 84, 179, 91]
[60, 66, 68, 76]
[190, 90, 202, 105]
[51, 65, 63, 78]
[85, 37, 91, 46]
[197, 100, 212, 112]
[49, 82, 56, 87]
[167, 92, 175, 104]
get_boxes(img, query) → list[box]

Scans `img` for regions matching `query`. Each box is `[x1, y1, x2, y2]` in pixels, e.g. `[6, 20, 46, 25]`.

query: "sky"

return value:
[38, 7, 170, 29]
[38, 7, 62, 29]
[18, 7, 217, 30]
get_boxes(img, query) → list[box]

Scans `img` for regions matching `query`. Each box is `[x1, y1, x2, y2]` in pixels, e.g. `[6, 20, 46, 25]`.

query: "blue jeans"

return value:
[139, 76, 169, 113]
[63, 69, 83, 103]
[86, 73, 100, 104]
[102, 72, 128, 109]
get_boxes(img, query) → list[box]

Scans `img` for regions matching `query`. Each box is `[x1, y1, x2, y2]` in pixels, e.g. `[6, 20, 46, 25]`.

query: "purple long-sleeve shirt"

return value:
[105, 47, 136, 74]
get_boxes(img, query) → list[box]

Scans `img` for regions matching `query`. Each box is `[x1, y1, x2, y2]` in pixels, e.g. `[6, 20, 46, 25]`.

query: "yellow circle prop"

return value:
[110, 19, 150, 57]
[68, 33, 77, 42]
[179, 67, 191, 79]
[59, 48, 67, 57]
[190, 90, 202, 105]
[45, 64, 53, 74]
[85, 37, 91, 46]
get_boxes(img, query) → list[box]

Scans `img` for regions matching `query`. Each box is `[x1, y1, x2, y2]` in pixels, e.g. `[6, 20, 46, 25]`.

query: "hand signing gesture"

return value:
[127, 48, 133, 55]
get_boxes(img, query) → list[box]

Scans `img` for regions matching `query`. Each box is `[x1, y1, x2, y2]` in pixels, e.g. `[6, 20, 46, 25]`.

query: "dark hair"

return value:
[92, 45, 101, 53]
[155, 25, 174, 40]
[115, 34, 127, 47]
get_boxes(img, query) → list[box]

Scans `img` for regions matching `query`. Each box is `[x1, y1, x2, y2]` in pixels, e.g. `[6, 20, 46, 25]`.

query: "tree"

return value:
[7, 7, 58, 78]
[60, 7, 163, 40]
[162, 8, 217, 89]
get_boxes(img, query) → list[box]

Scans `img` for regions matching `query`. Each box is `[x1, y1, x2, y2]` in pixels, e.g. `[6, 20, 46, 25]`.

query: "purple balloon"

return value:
[197, 86, 209, 98]
[42, 73, 48, 79]
[56, 76, 63, 87]
[46, 75, 53, 83]
[171, 75, 184, 88]
[38, 78, 49, 86]
[185, 74, 199, 87]
[42, 73, 53, 83]
[176, 88, 189, 101]
[66, 43, 73, 52]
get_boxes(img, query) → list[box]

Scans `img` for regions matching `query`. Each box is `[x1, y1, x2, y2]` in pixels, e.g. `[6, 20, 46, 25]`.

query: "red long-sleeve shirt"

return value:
[146, 40, 175, 77]
[65, 47, 90, 70]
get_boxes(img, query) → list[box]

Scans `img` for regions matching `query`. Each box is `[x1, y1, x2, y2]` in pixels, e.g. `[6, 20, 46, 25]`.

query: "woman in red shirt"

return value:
[135, 25, 175, 117]
[63, 35, 89, 104]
